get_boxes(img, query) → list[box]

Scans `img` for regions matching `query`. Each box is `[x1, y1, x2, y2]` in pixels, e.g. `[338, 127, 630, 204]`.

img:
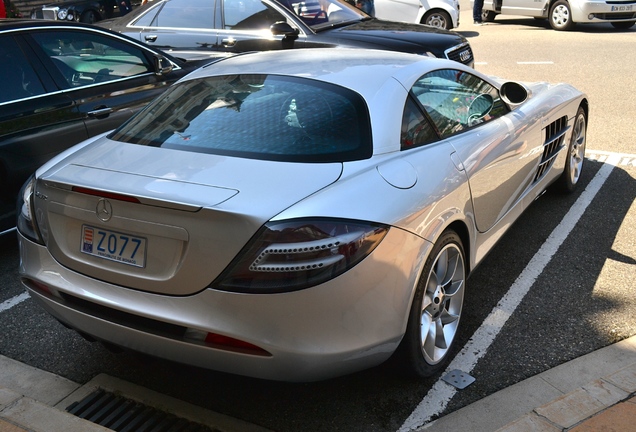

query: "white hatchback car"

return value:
[475, 0, 635, 30]
[374, 0, 460, 29]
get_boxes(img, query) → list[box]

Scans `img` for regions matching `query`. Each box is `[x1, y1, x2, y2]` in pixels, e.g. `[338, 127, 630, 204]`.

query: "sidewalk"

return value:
[1, 336, 636, 432]
[422, 335, 636, 431]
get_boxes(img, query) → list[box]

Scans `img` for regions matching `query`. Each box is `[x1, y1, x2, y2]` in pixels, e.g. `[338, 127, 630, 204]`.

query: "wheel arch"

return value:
[446, 220, 472, 275]
[420, 7, 454, 28]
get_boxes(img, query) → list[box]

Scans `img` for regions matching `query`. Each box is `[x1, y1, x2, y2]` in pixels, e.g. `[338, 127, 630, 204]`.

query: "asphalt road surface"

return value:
[1, 7, 635, 432]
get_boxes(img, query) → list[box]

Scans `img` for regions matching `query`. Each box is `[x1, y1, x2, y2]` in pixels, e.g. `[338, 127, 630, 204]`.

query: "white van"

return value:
[474, 0, 635, 30]
[374, 0, 461, 29]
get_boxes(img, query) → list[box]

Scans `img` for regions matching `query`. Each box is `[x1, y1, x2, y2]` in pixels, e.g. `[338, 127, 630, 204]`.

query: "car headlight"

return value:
[57, 8, 68, 19]
[17, 176, 44, 245]
[213, 218, 389, 293]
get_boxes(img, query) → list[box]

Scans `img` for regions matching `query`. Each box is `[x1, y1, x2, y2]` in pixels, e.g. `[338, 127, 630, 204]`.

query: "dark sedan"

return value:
[30, 0, 140, 24]
[100, 0, 474, 67]
[0, 20, 223, 235]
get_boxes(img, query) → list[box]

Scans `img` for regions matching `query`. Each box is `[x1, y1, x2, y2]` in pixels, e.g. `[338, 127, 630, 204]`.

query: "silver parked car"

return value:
[18, 48, 588, 381]
[474, 0, 635, 30]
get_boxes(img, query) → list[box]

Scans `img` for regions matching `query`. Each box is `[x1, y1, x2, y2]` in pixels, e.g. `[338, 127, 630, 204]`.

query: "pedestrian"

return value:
[355, 0, 374, 16]
[473, 0, 483, 25]
[120, 0, 132, 15]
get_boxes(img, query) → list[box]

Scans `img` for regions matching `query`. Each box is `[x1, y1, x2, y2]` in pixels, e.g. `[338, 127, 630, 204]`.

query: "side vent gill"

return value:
[533, 116, 569, 183]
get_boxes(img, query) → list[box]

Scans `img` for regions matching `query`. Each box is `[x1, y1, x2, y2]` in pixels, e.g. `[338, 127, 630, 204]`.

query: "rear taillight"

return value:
[212, 218, 389, 293]
[17, 176, 44, 245]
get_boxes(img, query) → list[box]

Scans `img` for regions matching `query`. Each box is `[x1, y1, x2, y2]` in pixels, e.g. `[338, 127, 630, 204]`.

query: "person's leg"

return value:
[473, 0, 484, 23]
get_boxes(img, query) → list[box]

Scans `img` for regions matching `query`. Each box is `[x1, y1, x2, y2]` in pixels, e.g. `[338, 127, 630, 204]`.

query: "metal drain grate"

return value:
[67, 389, 220, 432]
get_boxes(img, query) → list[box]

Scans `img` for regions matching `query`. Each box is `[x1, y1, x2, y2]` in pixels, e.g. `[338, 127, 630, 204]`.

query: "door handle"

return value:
[145, 34, 158, 42]
[88, 107, 114, 118]
[222, 37, 236, 47]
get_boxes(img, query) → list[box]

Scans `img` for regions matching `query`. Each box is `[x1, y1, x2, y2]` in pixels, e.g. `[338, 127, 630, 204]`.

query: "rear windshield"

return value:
[110, 74, 372, 163]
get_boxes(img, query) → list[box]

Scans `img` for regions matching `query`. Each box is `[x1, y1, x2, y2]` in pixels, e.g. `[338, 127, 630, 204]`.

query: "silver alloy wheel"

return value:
[424, 13, 448, 29]
[423, 10, 452, 29]
[567, 110, 586, 186]
[550, 1, 573, 30]
[420, 242, 465, 365]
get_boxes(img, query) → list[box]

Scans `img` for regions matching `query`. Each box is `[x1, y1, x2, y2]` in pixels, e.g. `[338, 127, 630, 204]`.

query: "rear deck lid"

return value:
[35, 139, 343, 296]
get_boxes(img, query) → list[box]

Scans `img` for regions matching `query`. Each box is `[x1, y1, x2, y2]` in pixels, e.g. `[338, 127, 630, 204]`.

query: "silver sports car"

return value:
[18, 48, 588, 382]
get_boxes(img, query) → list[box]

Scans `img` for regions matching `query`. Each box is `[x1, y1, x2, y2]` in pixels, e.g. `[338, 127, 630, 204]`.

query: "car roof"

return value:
[183, 48, 470, 95]
[0, 19, 97, 31]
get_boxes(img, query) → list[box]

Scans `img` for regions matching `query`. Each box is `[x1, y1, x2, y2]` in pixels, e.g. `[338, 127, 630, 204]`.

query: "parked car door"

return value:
[500, 0, 547, 16]
[25, 28, 178, 141]
[217, 0, 309, 52]
[374, 0, 421, 22]
[409, 69, 543, 233]
[0, 34, 85, 212]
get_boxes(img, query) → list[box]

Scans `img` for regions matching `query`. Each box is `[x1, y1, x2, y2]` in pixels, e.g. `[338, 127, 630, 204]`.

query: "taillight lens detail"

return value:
[213, 218, 389, 293]
[17, 176, 44, 245]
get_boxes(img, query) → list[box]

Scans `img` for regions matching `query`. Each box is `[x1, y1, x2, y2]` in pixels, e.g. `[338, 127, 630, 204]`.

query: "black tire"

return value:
[422, 10, 452, 29]
[481, 10, 497, 22]
[611, 21, 635, 29]
[80, 10, 98, 23]
[552, 106, 587, 193]
[549, 0, 575, 30]
[398, 230, 466, 377]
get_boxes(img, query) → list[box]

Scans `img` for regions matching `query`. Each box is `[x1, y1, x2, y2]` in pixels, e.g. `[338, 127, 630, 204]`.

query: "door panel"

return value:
[451, 115, 542, 232]
[374, 0, 421, 23]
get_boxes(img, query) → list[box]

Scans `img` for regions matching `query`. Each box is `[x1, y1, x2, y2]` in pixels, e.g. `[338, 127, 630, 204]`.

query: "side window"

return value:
[411, 69, 509, 138]
[401, 97, 437, 150]
[145, 0, 214, 28]
[222, 0, 287, 29]
[0, 35, 46, 104]
[30, 30, 153, 89]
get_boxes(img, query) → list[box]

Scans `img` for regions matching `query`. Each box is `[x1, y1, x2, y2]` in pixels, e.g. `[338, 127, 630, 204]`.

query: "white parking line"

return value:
[517, 61, 554, 65]
[399, 151, 625, 431]
[0, 292, 30, 313]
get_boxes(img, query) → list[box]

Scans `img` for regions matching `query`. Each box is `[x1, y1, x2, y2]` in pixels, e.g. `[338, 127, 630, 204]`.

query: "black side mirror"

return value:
[154, 55, 173, 76]
[271, 21, 300, 39]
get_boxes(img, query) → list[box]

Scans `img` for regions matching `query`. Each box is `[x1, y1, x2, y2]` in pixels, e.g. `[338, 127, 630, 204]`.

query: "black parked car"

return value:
[30, 0, 138, 24]
[0, 20, 223, 234]
[100, 0, 474, 66]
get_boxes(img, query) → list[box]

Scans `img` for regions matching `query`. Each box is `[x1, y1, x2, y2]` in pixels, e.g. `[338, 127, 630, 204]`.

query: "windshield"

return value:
[110, 74, 372, 163]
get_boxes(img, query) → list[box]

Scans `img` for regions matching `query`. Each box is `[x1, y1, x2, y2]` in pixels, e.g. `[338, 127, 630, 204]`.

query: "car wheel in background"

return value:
[422, 10, 452, 29]
[552, 106, 587, 193]
[81, 10, 98, 23]
[549, 0, 575, 30]
[399, 230, 466, 377]
[611, 21, 635, 29]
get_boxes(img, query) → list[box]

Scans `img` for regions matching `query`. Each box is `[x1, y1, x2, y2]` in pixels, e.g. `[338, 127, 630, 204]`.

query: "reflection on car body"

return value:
[18, 48, 588, 382]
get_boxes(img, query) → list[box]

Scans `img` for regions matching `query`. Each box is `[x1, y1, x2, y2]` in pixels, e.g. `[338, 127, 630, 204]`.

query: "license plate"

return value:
[81, 225, 146, 268]
[611, 5, 632, 11]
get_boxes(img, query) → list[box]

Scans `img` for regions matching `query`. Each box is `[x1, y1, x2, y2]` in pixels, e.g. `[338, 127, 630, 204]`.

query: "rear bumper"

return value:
[19, 228, 429, 381]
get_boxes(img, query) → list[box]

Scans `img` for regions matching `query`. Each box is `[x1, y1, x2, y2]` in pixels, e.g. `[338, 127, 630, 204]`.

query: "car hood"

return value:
[34, 139, 343, 295]
[322, 19, 467, 54]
